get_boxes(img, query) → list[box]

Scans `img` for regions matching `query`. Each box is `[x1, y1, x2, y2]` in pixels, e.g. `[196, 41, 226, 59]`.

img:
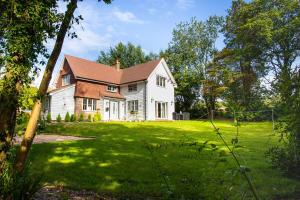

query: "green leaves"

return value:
[162, 17, 224, 112]
[97, 42, 158, 68]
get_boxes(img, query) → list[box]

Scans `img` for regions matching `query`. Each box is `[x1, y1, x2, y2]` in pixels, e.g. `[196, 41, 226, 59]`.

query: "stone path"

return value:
[14, 134, 94, 144]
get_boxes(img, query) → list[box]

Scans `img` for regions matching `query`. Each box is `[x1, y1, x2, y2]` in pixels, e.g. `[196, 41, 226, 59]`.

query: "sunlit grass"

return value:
[27, 120, 300, 199]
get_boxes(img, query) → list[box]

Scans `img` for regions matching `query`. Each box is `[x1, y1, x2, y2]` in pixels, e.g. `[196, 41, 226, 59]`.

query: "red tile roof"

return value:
[65, 55, 161, 85]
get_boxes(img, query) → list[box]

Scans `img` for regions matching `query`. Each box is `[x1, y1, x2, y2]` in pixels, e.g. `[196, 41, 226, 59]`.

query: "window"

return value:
[156, 75, 166, 87]
[62, 74, 70, 86]
[127, 100, 138, 112]
[155, 101, 168, 118]
[83, 98, 97, 111]
[128, 84, 137, 92]
[107, 85, 117, 92]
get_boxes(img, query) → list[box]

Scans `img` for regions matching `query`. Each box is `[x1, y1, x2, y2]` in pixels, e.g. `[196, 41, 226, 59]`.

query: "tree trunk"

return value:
[14, 0, 78, 173]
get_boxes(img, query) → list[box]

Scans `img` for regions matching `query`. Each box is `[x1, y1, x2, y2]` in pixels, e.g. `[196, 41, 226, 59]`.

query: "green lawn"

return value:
[28, 120, 299, 199]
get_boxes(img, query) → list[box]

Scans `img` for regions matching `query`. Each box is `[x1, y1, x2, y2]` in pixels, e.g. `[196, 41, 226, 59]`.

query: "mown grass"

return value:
[27, 120, 299, 199]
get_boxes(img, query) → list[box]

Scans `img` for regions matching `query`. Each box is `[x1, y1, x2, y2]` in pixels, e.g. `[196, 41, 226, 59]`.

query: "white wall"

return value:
[49, 85, 75, 120]
[120, 82, 146, 120]
[146, 61, 175, 120]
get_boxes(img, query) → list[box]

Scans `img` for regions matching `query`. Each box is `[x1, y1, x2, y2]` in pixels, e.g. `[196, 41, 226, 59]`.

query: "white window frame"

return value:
[62, 74, 71, 86]
[156, 75, 166, 87]
[128, 84, 137, 92]
[107, 85, 117, 92]
[127, 100, 138, 112]
[82, 98, 97, 111]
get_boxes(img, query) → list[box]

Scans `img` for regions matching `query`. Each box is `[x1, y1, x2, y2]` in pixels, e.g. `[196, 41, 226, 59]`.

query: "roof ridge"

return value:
[122, 58, 162, 71]
[65, 54, 115, 69]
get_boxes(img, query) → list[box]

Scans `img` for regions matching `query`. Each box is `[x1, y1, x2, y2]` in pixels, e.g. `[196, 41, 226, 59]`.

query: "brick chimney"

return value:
[115, 58, 120, 71]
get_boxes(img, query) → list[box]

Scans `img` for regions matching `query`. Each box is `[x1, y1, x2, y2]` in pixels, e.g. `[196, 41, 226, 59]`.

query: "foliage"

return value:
[70, 114, 77, 122]
[88, 114, 93, 122]
[46, 113, 51, 123]
[0, 0, 62, 175]
[224, 0, 300, 177]
[16, 112, 30, 126]
[162, 16, 223, 112]
[56, 114, 61, 122]
[18, 86, 38, 110]
[79, 113, 84, 122]
[0, 150, 42, 200]
[97, 42, 159, 68]
[93, 112, 101, 122]
[64, 112, 70, 122]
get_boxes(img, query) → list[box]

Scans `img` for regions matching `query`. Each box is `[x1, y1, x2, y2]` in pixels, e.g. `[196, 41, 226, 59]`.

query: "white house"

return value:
[45, 55, 177, 121]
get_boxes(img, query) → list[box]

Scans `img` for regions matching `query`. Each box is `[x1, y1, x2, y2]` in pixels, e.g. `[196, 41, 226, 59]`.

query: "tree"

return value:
[162, 16, 223, 113]
[223, 0, 300, 176]
[97, 42, 159, 68]
[0, 0, 61, 176]
[14, 0, 112, 173]
[222, 0, 268, 111]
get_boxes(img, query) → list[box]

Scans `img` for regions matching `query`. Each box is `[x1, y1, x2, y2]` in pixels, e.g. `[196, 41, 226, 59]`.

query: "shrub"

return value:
[56, 114, 61, 122]
[70, 114, 75, 122]
[93, 112, 101, 121]
[46, 112, 51, 123]
[88, 113, 93, 122]
[16, 111, 30, 125]
[37, 116, 46, 132]
[64, 112, 70, 122]
[79, 113, 84, 122]
[70, 114, 77, 122]
[0, 151, 42, 200]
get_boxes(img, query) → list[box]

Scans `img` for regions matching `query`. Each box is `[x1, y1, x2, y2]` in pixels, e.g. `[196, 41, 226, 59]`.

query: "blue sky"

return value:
[41, 0, 233, 87]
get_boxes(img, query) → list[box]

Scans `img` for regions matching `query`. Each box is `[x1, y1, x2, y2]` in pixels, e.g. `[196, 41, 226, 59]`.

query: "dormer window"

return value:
[156, 75, 166, 87]
[62, 74, 70, 86]
[107, 85, 117, 92]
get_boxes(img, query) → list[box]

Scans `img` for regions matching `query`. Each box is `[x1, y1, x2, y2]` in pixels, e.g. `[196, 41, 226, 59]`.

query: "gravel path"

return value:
[14, 134, 94, 144]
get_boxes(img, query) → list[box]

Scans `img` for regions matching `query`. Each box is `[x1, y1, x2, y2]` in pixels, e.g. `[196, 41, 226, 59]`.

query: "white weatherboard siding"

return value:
[120, 82, 146, 120]
[147, 61, 175, 120]
[49, 85, 75, 120]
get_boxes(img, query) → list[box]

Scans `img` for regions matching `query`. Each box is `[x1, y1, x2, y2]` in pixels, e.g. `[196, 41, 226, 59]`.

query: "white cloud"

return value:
[62, 27, 110, 55]
[176, 0, 194, 10]
[112, 8, 144, 24]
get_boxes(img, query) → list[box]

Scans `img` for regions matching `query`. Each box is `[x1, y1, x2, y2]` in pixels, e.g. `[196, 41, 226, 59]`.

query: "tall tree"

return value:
[222, 0, 267, 111]
[97, 42, 158, 68]
[162, 16, 223, 113]
[223, 0, 300, 176]
[0, 0, 60, 176]
[14, 0, 112, 173]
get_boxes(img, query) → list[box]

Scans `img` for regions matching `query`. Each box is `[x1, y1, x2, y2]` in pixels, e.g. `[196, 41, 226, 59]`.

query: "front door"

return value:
[110, 101, 119, 120]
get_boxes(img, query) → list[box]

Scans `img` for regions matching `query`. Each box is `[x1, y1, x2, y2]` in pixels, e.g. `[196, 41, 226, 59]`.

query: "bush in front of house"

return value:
[88, 113, 93, 122]
[93, 112, 101, 121]
[70, 114, 77, 122]
[46, 113, 51, 123]
[56, 114, 61, 122]
[79, 113, 84, 122]
[65, 112, 70, 122]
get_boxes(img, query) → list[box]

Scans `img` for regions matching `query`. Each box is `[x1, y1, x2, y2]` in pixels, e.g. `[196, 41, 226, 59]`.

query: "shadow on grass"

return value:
[27, 122, 298, 199]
